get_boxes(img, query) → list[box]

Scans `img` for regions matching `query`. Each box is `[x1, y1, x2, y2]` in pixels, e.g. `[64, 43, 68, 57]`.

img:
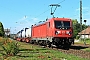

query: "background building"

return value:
[4, 28, 10, 37]
[78, 26, 90, 38]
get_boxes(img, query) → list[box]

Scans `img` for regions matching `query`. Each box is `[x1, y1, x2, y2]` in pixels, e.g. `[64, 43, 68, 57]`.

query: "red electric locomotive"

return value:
[31, 17, 74, 48]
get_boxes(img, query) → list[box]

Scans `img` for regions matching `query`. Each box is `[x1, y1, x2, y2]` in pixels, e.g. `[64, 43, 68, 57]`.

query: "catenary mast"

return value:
[80, 0, 82, 31]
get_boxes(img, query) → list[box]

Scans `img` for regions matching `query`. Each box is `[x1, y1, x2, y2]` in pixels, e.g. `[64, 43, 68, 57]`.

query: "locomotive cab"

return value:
[54, 20, 72, 37]
[51, 18, 74, 48]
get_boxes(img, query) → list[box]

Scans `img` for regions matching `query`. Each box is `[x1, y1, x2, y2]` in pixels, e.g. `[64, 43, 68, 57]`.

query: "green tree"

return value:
[72, 19, 80, 38]
[72, 19, 87, 38]
[82, 24, 88, 30]
[0, 22, 5, 37]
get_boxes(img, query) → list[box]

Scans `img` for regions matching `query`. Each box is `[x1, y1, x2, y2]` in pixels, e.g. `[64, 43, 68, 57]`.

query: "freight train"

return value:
[15, 17, 74, 48]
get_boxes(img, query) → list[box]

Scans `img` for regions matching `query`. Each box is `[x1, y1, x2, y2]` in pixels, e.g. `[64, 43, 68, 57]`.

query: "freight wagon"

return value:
[16, 28, 31, 43]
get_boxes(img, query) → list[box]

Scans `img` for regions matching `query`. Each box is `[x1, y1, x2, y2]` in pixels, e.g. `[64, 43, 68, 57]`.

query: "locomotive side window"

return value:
[49, 22, 50, 27]
[48, 22, 50, 28]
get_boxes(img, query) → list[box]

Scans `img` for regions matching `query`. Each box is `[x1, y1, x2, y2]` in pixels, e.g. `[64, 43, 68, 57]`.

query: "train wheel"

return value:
[51, 43, 54, 49]
[48, 42, 51, 48]
[30, 40, 34, 44]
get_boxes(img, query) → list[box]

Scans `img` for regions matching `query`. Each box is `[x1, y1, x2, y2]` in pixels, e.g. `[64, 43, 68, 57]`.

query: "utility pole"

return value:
[80, 0, 82, 31]
[49, 4, 60, 17]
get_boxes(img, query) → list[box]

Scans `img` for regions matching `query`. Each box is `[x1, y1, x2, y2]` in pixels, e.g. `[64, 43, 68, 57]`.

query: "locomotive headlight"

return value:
[57, 31, 61, 34]
[66, 31, 71, 35]
[55, 31, 61, 35]
[66, 31, 69, 34]
[69, 31, 72, 35]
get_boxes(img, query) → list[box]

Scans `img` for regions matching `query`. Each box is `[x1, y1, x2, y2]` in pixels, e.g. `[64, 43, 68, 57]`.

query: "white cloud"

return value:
[30, 17, 44, 24]
[76, 7, 89, 11]
[14, 15, 46, 34]
[67, 6, 90, 26]
[76, 7, 90, 16]
[84, 10, 90, 16]
[76, 8, 79, 11]
[31, 17, 38, 21]
[16, 16, 28, 24]
[20, 15, 28, 20]
[82, 7, 89, 10]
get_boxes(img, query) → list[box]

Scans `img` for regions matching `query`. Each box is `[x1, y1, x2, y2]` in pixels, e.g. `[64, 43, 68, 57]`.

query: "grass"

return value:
[75, 38, 90, 44]
[74, 38, 90, 54]
[81, 48, 90, 52]
[0, 37, 90, 60]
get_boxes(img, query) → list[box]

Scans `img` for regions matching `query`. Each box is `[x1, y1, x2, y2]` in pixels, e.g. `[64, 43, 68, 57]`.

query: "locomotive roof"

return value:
[47, 17, 71, 21]
[33, 17, 71, 27]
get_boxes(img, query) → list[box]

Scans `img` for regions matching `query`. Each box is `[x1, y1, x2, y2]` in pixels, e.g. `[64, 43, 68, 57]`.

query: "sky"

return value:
[0, 0, 90, 34]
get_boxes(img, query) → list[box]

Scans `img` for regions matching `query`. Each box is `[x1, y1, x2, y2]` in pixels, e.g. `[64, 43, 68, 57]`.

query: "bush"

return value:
[0, 37, 5, 45]
[1, 38, 19, 56]
[85, 38, 90, 40]
[76, 35, 80, 39]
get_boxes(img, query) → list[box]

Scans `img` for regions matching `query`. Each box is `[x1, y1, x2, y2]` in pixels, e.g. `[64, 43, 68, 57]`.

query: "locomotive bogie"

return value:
[52, 37, 74, 47]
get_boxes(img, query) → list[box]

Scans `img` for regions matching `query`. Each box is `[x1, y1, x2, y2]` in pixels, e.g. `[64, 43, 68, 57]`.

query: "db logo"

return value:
[62, 31, 65, 34]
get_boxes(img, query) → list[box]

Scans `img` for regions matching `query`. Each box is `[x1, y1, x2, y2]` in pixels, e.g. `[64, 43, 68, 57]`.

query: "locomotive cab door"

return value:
[46, 22, 50, 38]
[46, 22, 53, 42]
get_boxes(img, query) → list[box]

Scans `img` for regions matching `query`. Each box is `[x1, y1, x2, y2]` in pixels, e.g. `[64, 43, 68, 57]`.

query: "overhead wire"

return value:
[0, 0, 65, 27]
[35, 0, 65, 18]
[35, 9, 50, 18]
[0, 0, 65, 18]
[58, 0, 65, 4]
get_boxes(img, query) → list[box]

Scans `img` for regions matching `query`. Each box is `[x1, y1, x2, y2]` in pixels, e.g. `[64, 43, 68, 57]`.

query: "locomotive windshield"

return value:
[54, 21, 70, 30]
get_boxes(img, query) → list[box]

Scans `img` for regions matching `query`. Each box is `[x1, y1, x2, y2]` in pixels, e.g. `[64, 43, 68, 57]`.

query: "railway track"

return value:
[57, 48, 90, 59]
[45, 44, 90, 59]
